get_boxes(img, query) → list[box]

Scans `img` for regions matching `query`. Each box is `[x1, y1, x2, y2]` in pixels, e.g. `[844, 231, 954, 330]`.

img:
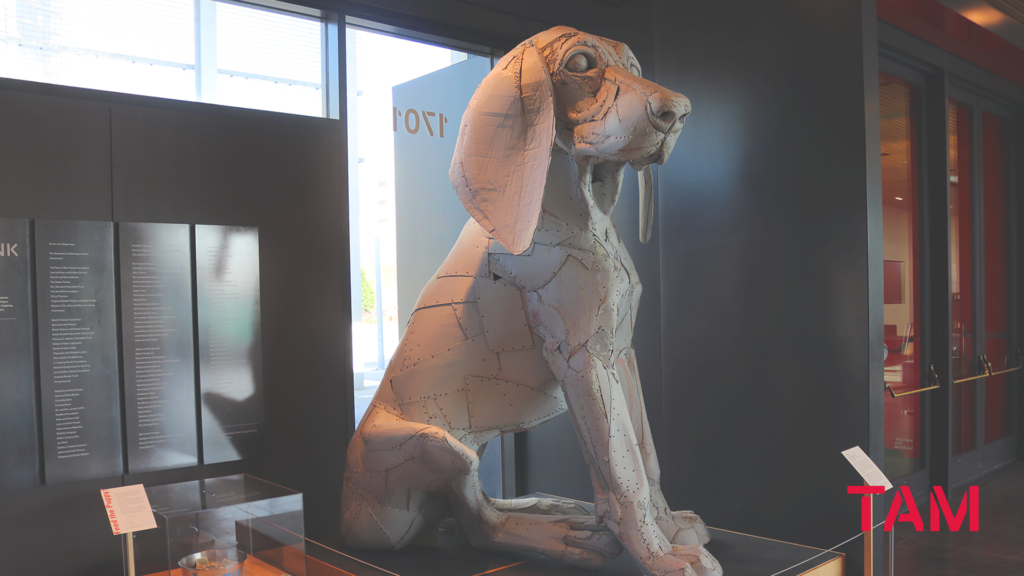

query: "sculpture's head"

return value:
[450, 26, 690, 254]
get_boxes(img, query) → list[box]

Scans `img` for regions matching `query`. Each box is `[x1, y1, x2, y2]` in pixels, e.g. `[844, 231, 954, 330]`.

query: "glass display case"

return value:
[131, 474, 305, 576]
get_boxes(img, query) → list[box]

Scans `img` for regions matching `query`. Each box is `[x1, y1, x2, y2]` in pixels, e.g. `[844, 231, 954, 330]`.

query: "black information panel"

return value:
[0, 218, 41, 490]
[35, 219, 122, 484]
[120, 223, 198, 473]
[195, 225, 263, 463]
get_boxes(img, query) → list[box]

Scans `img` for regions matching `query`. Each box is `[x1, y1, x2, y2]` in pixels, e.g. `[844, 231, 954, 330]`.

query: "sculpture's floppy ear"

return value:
[449, 42, 555, 255]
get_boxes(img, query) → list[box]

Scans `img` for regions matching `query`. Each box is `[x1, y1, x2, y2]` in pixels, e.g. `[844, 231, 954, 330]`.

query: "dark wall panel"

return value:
[652, 1, 879, 571]
[0, 84, 347, 576]
[110, 104, 348, 538]
[119, 222, 200, 474]
[0, 88, 122, 576]
[0, 218, 41, 490]
[36, 219, 123, 484]
[0, 89, 111, 220]
[194, 224, 265, 465]
[0, 476, 126, 576]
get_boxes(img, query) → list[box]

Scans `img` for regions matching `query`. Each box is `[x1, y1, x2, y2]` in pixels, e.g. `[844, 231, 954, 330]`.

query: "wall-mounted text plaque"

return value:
[0, 218, 41, 490]
[120, 223, 199, 473]
[35, 219, 122, 484]
[195, 225, 264, 463]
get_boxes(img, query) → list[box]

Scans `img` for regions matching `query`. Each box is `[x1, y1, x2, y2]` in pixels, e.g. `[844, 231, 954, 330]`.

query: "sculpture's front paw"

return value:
[650, 545, 722, 576]
[648, 547, 698, 576]
[687, 545, 722, 576]
[660, 510, 711, 546]
[480, 513, 623, 569]
[561, 519, 624, 568]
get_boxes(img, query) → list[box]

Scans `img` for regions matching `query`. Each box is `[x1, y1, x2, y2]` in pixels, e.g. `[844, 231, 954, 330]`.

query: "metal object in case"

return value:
[178, 549, 246, 576]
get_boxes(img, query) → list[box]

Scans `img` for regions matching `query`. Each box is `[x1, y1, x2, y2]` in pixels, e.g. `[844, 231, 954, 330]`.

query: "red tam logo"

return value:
[849, 485, 979, 532]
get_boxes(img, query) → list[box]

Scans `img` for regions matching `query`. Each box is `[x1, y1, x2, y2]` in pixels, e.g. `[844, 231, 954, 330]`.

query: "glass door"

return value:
[879, 71, 929, 491]
[947, 88, 1019, 486]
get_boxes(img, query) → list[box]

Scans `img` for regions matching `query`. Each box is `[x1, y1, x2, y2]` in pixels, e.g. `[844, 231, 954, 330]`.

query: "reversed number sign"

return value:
[393, 107, 449, 137]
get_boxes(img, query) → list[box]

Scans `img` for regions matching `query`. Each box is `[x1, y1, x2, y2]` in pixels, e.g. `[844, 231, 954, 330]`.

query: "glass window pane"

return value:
[1, 0, 195, 100]
[0, 1, 324, 116]
[347, 28, 475, 427]
[949, 98, 975, 456]
[981, 111, 1010, 444]
[214, 3, 323, 116]
[879, 73, 923, 477]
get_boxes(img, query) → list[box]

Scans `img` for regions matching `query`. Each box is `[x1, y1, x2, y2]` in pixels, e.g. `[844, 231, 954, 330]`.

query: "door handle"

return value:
[985, 350, 1023, 378]
[886, 365, 941, 398]
[952, 350, 1022, 384]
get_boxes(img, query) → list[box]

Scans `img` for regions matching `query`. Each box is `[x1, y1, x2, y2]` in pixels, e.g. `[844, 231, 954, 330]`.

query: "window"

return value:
[346, 25, 484, 426]
[1, 0, 325, 116]
[345, 24, 500, 496]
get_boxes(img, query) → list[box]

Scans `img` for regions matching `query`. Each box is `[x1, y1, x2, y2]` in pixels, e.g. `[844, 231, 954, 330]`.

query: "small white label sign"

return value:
[100, 484, 157, 535]
[842, 446, 893, 491]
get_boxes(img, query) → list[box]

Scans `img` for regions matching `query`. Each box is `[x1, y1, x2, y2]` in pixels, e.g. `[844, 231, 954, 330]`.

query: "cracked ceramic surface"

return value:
[341, 26, 720, 576]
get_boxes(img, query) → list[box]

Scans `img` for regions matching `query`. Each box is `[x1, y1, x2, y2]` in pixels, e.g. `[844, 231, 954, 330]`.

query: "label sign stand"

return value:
[100, 484, 157, 576]
[863, 480, 873, 576]
[127, 532, 135, 576]
[842, 446, 892, 576]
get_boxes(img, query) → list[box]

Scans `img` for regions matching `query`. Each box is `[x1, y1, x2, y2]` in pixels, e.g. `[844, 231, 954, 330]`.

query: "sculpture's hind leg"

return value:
[342, 410, 621, 566]
[341, 409, 471, 550]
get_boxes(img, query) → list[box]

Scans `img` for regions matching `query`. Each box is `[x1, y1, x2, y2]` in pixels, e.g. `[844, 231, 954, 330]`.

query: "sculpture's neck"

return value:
[540, 146, 625, 240]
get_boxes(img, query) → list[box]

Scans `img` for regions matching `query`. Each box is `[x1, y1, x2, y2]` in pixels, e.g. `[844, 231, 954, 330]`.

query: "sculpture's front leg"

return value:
[616, 349, 711, 547]
[525, 248, 719, 575]
[549, 342, 722, 576]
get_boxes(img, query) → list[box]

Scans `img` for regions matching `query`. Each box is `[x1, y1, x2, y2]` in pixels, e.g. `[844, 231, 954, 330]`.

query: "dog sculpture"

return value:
[342, 27, 722, 576]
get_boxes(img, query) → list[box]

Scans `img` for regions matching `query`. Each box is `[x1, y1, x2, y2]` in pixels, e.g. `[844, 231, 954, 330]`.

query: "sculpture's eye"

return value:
[564, 52, 593, 73]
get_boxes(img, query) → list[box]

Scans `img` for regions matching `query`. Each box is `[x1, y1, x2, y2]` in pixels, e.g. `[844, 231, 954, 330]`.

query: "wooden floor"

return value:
[890, 461, 1024, 576]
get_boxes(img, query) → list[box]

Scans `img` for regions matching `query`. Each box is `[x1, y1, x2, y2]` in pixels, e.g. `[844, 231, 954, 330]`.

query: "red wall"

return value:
[879, 0, 1024, 88]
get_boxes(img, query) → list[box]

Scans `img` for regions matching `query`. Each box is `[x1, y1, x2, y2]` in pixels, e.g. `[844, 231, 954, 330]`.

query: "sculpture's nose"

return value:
[648, 90, 690, 133]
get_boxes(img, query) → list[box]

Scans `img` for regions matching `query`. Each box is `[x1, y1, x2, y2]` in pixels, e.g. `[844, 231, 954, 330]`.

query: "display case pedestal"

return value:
[308, 492, 843, 576]
[134, 475, 306, 576]
[141, 490, 841, 576]
[307, 525, 843, 576]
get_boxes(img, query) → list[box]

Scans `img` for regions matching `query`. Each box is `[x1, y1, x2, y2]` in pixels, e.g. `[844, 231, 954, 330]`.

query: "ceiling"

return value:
[879, 75, 916, 207]
[938, 0, 1024, 49]
[987, 0, 1024, 26]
